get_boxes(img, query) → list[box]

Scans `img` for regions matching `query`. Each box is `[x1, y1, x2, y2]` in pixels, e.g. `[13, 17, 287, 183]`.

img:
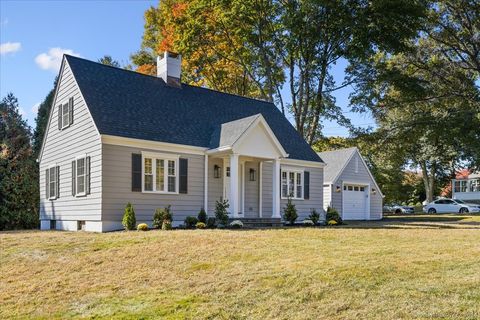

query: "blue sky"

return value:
[1, 0, 374, 136]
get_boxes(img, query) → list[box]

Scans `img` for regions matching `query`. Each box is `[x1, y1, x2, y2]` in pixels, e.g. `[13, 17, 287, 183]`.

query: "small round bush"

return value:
[229, 220, 243, 229]
[196, 222, 206, 229]
[137, 223, 149, 231]
[326, 206, 343, 225]
[184, 216, 198, 229]
[162, 220, 172, 230]
[206, 217, 216, 229]
[153, 206, 173, 228]
[327, 219, 338, 226]
[303, 219, 314, 226]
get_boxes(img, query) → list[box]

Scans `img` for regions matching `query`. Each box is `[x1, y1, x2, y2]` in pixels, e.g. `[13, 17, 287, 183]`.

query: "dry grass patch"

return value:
[1, 223, 480, 319]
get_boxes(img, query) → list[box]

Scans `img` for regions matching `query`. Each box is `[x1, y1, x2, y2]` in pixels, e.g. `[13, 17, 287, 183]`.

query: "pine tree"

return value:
[0, 93, 39, 230]
[122, 202, 136, 230]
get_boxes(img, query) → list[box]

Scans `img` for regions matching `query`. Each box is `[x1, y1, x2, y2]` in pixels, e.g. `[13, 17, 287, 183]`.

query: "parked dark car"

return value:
[383, 204, 415, 214]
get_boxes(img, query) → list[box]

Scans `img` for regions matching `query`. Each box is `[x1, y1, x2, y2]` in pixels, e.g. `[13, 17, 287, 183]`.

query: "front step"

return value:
[228, 218, 283, 228]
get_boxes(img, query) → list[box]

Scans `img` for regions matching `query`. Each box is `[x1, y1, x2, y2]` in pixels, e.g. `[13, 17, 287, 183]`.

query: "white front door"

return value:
[343, 184, 368, 220]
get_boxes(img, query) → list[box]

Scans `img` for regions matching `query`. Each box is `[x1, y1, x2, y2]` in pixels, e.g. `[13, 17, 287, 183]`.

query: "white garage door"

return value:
[343, 184, 367, 220]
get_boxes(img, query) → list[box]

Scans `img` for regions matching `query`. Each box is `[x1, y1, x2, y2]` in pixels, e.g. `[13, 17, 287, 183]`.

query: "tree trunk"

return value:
[420, 161, 435, 203]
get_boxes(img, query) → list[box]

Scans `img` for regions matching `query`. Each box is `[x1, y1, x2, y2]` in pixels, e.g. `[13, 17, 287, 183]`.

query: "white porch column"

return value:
[272, 158, 281, 218]
[204, 155, 208, 213]
[259, 161, 263, 218]
[229, 153, 239, 218]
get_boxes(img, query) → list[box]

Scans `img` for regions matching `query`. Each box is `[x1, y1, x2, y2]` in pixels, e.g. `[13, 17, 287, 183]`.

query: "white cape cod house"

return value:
[452, 172, 480, 203]
[38, 53, 326, 232]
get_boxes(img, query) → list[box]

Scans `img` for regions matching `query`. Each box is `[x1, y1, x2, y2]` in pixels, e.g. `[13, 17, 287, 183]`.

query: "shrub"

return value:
[197, 208, 207, 223]
[206, 217, 216, 229]
[229, 220, 243, 229]
[137, 223, 149, 231]
[162, 220, 172, 230]
[215, 199, 229, 227]
[153, 206, 173, 228]
[283, 197, 298, 225]
[309, 209, 320, 225]
[327, 219, 338, 226]
[303, 219, 314, 226]
[196, 222, 206, 229]
[122, 202, 136, 230]
[326, 206, 342, 225]
[184, 216, 198, 229]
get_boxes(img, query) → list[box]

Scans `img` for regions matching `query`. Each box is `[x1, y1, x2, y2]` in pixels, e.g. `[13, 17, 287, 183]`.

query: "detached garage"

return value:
[318, 147, 383, 220]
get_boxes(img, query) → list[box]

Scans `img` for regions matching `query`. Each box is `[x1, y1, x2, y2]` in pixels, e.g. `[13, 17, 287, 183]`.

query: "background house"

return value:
[452, 172, 480, 203]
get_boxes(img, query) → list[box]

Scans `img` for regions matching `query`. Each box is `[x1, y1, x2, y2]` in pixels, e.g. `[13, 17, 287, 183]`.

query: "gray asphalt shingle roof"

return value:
[317, 147, 357, 183]
[209, 114, 260, 149]
[66, 55, 321, 162]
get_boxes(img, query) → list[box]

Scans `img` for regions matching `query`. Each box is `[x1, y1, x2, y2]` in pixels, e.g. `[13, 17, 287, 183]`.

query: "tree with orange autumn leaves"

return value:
[131, 0, 428, 144]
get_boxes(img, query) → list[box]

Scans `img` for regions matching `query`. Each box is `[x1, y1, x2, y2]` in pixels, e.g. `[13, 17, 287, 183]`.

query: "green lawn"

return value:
[1, 216, 480, 319]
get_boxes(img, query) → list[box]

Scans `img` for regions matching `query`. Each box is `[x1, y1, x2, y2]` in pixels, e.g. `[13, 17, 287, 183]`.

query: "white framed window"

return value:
[61, 102, 70, 129]
[471, 179, 480, 192]
[281, 168, 303, 200]
[454, 180, 467, 193]
[75, 156, 87, 196]
[142, 152, 179, 193]
[48, 165, 57, 199]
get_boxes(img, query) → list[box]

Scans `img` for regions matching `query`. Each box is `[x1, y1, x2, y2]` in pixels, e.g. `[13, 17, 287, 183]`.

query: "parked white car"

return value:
[423, 198, 480, 214]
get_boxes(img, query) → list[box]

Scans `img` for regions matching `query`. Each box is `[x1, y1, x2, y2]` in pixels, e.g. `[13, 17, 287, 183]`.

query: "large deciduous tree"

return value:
[348, 0, 480, 202]
[132, 0, 427, 143]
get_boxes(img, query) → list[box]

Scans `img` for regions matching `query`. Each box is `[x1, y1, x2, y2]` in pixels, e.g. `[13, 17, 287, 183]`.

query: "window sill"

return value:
[142, 190, 179, 195]
[48, 197, 57, 201]
[281, 197, 304, 201]
[75, 193, 87, 197]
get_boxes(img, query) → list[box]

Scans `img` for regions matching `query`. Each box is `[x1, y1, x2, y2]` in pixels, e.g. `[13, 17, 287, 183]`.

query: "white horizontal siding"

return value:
[101, 144, 205, 223]
[39, 60, 102, 222]
[334, 152, 382, 220]
[262, 161, 324, 221]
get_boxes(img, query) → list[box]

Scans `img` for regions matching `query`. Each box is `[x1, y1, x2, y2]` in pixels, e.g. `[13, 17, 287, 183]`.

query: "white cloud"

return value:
[35, 47, 81, 72]
[32, 102, 41, 114]
[0, 42, 21, 55]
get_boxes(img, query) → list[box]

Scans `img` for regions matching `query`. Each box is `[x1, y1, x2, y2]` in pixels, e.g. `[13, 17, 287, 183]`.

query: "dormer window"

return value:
[58, 97, 74, 130]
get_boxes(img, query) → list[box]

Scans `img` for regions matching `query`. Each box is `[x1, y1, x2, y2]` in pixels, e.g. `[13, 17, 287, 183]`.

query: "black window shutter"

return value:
[72, 161, 76, 196]
[86, 156, 91, 194]
[179, 158, 188, 194]
[45, 169, 50, 199]
[58, 105, 62, 130]
[304, 171, 310, 200]
[132, 153, 142, 192]
[56, 166, 60, 199]
[69, 97, 74, 125]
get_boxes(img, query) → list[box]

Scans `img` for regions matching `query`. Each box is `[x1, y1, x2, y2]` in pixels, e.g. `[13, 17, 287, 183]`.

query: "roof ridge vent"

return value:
[157, 51, 182, 87]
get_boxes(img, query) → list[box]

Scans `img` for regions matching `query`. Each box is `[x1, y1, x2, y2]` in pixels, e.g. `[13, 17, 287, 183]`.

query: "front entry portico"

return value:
[205, 114, 287, 218]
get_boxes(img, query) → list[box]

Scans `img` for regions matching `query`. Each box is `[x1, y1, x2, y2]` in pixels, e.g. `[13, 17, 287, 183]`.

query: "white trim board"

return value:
[102, 134, 207, 155]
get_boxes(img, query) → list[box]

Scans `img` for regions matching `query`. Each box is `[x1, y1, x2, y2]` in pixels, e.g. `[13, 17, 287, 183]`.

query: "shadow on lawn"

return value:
[340, 214, 480, 230]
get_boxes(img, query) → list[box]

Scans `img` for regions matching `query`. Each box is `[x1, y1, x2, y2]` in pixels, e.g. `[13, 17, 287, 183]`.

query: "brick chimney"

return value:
[157, 51, 181, 87]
